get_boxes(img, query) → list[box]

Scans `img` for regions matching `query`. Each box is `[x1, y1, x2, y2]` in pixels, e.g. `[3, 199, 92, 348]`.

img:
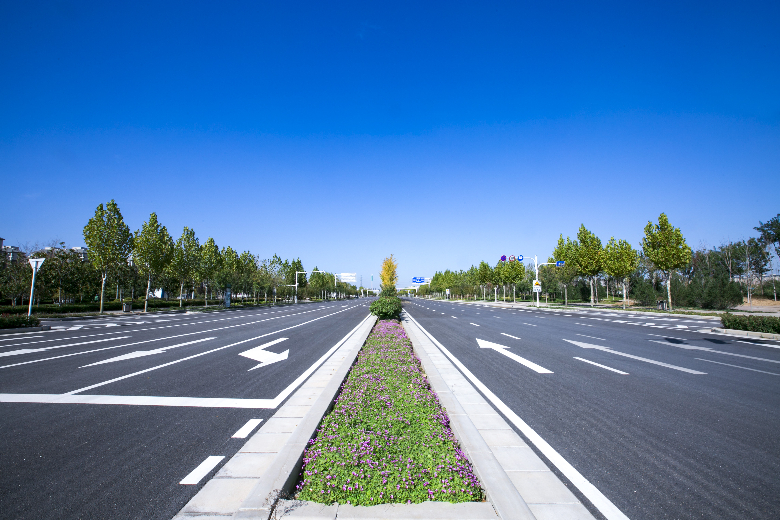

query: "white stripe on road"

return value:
[0, 331, 126, 348]
[470, 323, 480, 327]
[736, 340, 780, 349]
[0, 335, 44, 342]
[649, 340, 780, 364]
[0, 337, 131, 357]
[695, 358, 780, 376]
[574, 357, 629, 375]
[576, 334, 606, 341]
[0, 393, 281, 407]
[180, 456, 225, 485]
[80, 337, 216, 367]
[563, 339, 706, 375]
[405, 313, 629, 520]
[232, 419, 264, 438]
[500, 333, 521, 340]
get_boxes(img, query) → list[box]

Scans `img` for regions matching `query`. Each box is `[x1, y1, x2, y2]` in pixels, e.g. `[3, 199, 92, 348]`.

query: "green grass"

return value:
[295, 320, 484, 506]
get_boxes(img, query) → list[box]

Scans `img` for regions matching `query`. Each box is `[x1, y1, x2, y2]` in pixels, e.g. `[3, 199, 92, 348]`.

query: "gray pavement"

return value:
[403, 297, 780, 519]
[0, 299, 372, 520]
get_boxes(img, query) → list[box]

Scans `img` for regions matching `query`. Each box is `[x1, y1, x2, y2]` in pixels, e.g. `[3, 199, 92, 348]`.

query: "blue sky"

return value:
[2, 1, 778, 286]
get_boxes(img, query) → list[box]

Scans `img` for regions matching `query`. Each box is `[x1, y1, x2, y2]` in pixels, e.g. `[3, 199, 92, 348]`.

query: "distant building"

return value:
[71, 247, 89, 262]
[2, 245, 22, 263]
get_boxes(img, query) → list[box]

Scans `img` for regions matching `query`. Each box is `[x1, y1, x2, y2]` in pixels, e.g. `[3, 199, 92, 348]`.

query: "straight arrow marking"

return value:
[562, 339, 706, 375]
[477, 338, 553, 374]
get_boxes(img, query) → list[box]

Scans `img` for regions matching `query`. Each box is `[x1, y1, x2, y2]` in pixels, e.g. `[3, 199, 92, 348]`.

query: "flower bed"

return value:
[295, 320, 483, 506]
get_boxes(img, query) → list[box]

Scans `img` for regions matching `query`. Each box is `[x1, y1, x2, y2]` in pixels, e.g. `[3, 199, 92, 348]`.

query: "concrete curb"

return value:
[711, 328, 780, 341]
[0, 325, 51, 335]
[402, 313, 532, 520]
[233, 314, 377, 519]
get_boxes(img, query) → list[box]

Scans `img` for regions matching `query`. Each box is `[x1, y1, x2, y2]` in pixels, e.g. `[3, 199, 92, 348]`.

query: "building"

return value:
[2, 244, 23, 263]
[71, 247, 89, 262]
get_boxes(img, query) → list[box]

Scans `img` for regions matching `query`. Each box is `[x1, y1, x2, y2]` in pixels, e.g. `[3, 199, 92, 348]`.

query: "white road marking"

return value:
[80, 337, 216, 367]
[452, 316, 458, 319]
[736, 340, 780, 349]
[574, 357, 629, 374]
[576, 334, 606, 341]
[500, 333, 520, 340]
[241, 338, 290, 370]
[648, 340, 780, 364]
[180, 456, 225, 485]
[405, 313, 629, 520]
[470, 323, 480, 327]
[0, 394, 285, 407]
[477, 338, 553, 374]
[0, 336, 131, 358]
[0, 335, 44, 342]
[575, 323, 593, 327]
[232, 419, 264, 438]
[696, 358, 780, 376]
[562, 339, 706, 375]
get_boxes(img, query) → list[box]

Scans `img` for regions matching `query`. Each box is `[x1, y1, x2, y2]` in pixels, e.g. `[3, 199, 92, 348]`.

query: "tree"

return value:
[641, 213, 692, 311]
[169, 227, 199, 307]
[220, 246, 240, 296]
[575, 225, 603, 306]
[239, 251, 257, 302]
[755, 214, 780, 260]
[380, 254, 398, 294]
[199, 238, 222, 306]
[133, 213, 174, 312]
[83, 200, 133, 313]
[552, 235, 579, 306]
[603, 237, 639, 309]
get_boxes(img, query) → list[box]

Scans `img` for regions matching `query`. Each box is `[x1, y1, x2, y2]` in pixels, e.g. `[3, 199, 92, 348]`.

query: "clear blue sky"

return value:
[2, 1, 778, 286]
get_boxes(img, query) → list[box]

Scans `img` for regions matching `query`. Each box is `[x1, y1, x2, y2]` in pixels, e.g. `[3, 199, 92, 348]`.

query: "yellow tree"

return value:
[380, 254, 398, 294]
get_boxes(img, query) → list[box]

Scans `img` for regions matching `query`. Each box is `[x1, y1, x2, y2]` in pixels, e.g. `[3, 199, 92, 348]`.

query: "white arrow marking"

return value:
[477, 338, 553, 374]
[562, 339, 706, 374]
[240, 338, 289, 371]
[81, 337, 216, 367]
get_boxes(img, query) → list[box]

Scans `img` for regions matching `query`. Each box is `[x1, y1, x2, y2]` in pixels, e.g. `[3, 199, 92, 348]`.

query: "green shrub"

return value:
[369, 297, 403, 320]
[721, 313, 780, 334]
[0, 314, 41, 329]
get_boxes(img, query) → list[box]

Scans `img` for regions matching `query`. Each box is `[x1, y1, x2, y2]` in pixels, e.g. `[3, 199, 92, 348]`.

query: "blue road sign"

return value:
[500, 255, 507, 262]
[556, 260, 565, 267]
[412, 277, 425, 283]
[518, 255, 523, 262]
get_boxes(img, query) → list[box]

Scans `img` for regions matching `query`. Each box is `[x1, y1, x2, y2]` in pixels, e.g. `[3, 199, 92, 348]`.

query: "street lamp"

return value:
[28, 258, 45, 317]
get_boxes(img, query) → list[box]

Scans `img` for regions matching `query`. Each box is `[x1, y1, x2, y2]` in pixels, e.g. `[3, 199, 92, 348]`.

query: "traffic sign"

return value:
[509, 255, 516, 262]
[533, 280, 542, 292]
[340, 273, 357, 283]
[500, 255, 507, 262]
[556, 261, 565, 267]
[517, 255, 523, 262]
[412, 277, 425, 284]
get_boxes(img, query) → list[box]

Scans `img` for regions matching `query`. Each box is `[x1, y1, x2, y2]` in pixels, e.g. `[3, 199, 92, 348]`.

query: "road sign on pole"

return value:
[556, 261, 565, 267]
[533, 280, 542, 293]
[517, 255, 523, 262]
[27, 258, 45, 317]
[339, 273, 357, 283]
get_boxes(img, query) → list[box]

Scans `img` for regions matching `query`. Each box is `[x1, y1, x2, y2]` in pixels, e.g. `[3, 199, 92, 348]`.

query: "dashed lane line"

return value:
[573, 357, 629, 375]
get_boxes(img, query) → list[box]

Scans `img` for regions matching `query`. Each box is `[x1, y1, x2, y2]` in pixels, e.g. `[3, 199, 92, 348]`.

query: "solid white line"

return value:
[232, 419, 264, 438]
[562, 339, 706, 375]
[405, 312, 629, 520]
[649, 340, 780, 364]
[736, 340, 780, 349]
[0, 336, 131, 358]
[0, 393, 280, 407]
[695, 358, 780, 376]
[574, 357, 629, 375]
[0, 335, 44, 342]
[500, 333, 520, 340]
[470, 323, 480, 327]
[180, 456, 225, 485]
[576, 334, 606, 341]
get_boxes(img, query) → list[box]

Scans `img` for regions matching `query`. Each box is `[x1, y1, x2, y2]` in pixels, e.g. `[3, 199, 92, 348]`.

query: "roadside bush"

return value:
[369, 296, 402, 320]
[0, 314, 41, 329]
[721, 313, 780, 334]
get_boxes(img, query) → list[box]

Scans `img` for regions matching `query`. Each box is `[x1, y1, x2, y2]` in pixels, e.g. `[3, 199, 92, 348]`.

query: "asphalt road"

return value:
[403, 298, 780, 520]
[0, 299, 372, 520]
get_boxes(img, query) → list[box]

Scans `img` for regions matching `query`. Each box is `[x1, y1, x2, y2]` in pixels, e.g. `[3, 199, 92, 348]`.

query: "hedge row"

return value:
[0, 315, 41, 329]
[0, 299, 226, 315]
[369, 297, 403, 320]
[721, 313, 780, 334]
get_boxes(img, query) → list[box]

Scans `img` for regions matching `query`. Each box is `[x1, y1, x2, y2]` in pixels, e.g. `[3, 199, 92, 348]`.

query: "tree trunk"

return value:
[564, 285, 568, 306]
[622, 280, 627, 310]
[589, 277, 594, 306]
[145, 275, 151, 313]
[100, 272, 106, 313]
[667, 272, 673, 311]
[180, 282, 184, 307]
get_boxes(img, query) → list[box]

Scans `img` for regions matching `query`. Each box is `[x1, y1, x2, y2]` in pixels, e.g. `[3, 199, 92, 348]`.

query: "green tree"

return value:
[239, 251, 258, 302]
[169, 227, 200, 307]
[199, 238, 222, 306]
[83, 200, 133, 313]
[133, 212, 174, 312]
[552, 235, 579, 306]
[641, 213, 692, 311]
[220, 246, 240, 297]
[755, 214, 780, 261]
[575, 225, 603, 306]
[603, 237, 639, 309]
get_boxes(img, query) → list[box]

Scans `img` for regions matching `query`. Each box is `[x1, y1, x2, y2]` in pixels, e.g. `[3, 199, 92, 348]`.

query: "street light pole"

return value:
[27, 258, 45, 317]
